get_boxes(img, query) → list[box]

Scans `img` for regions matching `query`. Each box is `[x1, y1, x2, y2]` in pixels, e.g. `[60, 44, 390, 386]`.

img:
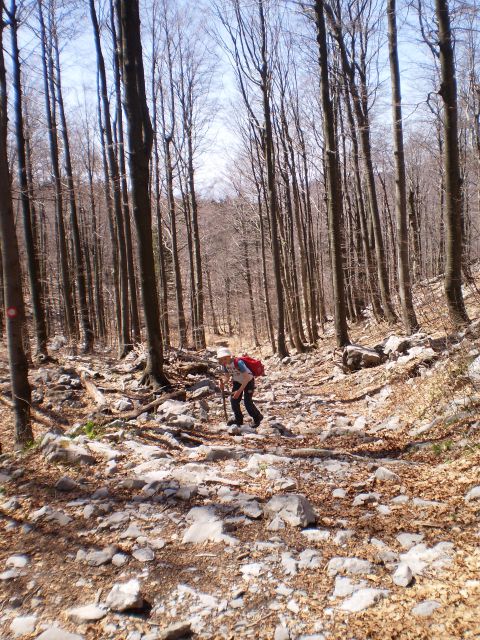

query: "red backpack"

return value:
[234, 355, 265, 377]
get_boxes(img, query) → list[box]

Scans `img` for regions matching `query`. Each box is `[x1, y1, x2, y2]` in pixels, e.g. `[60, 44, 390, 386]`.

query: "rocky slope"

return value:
[1, 323, 480, 639]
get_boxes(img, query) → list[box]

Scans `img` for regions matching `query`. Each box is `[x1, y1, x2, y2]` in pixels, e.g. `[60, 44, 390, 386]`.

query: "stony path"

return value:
[1, 339, 480, 639]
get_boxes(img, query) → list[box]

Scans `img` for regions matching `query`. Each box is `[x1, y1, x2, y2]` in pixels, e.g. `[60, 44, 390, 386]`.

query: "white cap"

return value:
[216, 347, 232, 359]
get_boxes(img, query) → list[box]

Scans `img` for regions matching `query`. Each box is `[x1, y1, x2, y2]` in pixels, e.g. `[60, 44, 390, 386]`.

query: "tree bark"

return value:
[435, 0, 470, 326]
[118, 0, 170, 388]
[9, 0, 48, 358]
[387, 0, 419, 334]
[89, 0, 131, 357]
[38, 0, 76, 340]
[259, 0, 288, 357]
[314, 0, 350, 347]
[0, 10, 33, 446]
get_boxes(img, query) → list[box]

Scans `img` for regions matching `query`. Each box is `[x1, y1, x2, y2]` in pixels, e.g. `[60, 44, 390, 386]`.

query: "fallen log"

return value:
[279, 447, 421, 466]
[80, 372, 108, 408]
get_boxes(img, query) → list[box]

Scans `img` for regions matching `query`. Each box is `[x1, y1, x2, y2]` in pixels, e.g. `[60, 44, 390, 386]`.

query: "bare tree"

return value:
[387, 0, 419, 333]
[117, 0, 170, 387]
[0, 3, 33, 446]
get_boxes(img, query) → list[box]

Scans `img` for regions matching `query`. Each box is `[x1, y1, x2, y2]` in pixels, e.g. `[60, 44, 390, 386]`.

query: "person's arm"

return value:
[232, 361, 253, 399]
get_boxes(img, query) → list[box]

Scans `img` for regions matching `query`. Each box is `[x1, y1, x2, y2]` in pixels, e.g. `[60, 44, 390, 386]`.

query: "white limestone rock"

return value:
[106, 579, 143, 612]
[264, 494, 316, 527]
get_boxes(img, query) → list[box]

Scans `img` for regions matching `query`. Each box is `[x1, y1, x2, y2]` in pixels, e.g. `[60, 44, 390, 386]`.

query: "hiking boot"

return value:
[227, 417, 243, 426]
[253, 414, 264, 428]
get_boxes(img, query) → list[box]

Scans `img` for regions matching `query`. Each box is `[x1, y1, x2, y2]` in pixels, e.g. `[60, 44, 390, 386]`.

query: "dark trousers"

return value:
[231, 380, 262, 423]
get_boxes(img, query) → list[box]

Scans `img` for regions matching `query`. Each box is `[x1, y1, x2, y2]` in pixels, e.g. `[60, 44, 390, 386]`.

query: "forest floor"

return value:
[1, 279, 480, 639]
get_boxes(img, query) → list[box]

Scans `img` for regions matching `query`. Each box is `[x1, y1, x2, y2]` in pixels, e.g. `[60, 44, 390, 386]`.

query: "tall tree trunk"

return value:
[110, 0, 141, 344]
[52, 23, 94, 352]
[151, 58, 170, 348]
[187, 136, 206, 350]
[435, 0, 470, 326]
[259, 0, 288, 357]
[9, 0, 48, 358]
[118, 0, 170, 387]
[325, 1, 397, 323]
[314, 0, 350, 347]
[38, 0, 76, 340]
[387, 0, 419, 334]
[89, 0, 131, 357]
[0, 11, 33, 446]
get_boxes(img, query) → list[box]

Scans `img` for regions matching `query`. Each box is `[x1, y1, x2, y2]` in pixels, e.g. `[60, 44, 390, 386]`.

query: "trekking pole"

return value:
[220, 380, 228, 422]
[221, 388, 228, 422]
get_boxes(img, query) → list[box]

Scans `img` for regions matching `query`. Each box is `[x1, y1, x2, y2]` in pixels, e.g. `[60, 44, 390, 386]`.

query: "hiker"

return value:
[217, 347, 264, 428]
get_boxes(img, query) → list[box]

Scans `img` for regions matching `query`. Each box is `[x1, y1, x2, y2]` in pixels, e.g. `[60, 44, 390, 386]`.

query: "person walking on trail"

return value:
[217, 347, 263, 428]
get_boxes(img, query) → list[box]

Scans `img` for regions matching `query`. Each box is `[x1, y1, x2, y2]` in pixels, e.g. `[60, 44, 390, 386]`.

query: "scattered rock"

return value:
[66, 604, 107, 624]
[392, 563, 414, 587]
[55, 476, 78, 492]
[353, 492, 380, 507]
[158, 621, 193, 639]
[114, 397, 134, 412]
[40, 433, 95, 466]
[343, 344, 383, 372]
[36, 627, 84, 640]
[465, 486, 480, 502]
[332, 576, 367, 598]
[264, 494, 316, 527]
[132, 547, 154, 562]
[340, 587, 388, 612]
[411, 600, 441, 617]
[396, 533, 424, 550]
[10, 615, 37, 637]
[374, 467, 400, 483]
[327, 557, 373, 577]
[400, 542, 454, 575]
[6, 554, 29, 569]
[106, 579, 144, 612]
[31, 505, 72, 526]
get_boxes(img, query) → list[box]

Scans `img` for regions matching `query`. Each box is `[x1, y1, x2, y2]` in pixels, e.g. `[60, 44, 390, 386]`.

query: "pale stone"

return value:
[264, 494, 316, 527]
[340, 588, 388, 612]
[106, 579, 143, 612]
[10, 615, 37, 637]
[66, 604, 107, 624]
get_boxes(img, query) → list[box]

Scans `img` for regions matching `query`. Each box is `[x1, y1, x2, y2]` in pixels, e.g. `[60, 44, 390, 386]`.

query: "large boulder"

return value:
[40, 433, 95, 466]
[383, 335, 411, 356]
[343, 345, 383, 372]
[264, 494, 316, 527]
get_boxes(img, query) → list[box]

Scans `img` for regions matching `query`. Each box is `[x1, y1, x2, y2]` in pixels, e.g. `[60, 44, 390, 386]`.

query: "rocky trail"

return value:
[1, 322, 480, 639]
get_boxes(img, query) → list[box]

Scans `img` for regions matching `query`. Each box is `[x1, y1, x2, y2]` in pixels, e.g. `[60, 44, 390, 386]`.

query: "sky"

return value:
[11, 0, 446, 199]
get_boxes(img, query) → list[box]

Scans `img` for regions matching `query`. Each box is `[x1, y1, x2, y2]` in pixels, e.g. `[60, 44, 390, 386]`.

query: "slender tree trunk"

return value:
[0, 12, 33, 446]
[435, 0, 470, 326]
[52, 26, 93, 352]
[9, 0, 48, 358]
[387, 0, 419, 334]
[118, 0, 170, 387]
[259, 0, 288, 357]
[89, 0, 131, 356]
[38, 0, 76, 340]
[314, 0, 350, 347]
[151, 59, 170, 348]
[110, 1, 141, 344]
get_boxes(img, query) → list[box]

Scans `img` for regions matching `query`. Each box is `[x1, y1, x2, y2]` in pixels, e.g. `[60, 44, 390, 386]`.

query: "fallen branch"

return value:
[97, 389, 187, 426]
[80, 372, 107, 408]
[280, 447, 421, 466]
